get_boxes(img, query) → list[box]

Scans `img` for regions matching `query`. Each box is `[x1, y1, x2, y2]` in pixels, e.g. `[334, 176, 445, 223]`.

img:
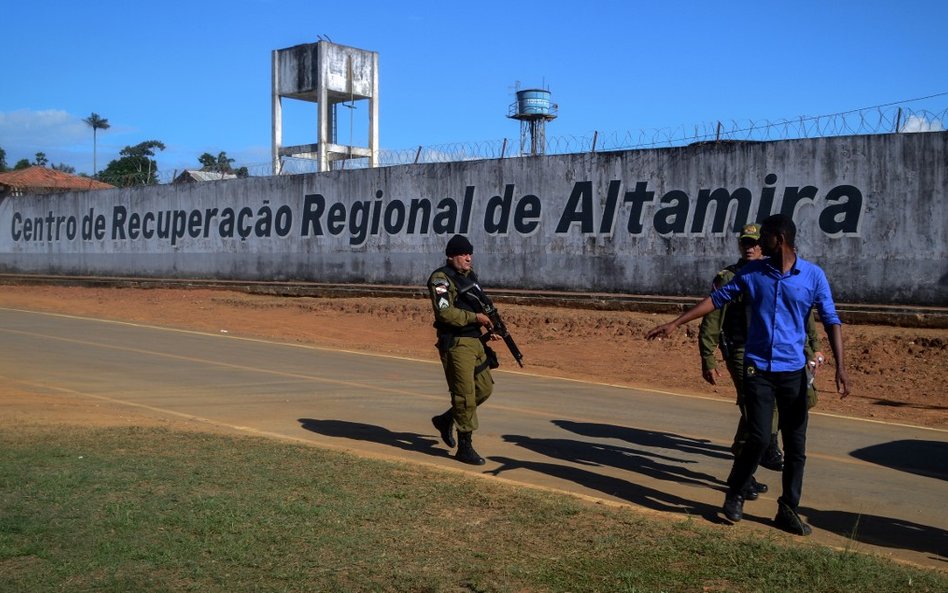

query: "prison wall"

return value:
[1, 132, 945, 305]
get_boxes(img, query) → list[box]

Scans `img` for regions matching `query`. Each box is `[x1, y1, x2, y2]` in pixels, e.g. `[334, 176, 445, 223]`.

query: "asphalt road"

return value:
[2, 307, 946, 569]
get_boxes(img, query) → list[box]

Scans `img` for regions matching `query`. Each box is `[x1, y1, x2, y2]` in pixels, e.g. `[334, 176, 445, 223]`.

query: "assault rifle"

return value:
[457, 282, 525, 368]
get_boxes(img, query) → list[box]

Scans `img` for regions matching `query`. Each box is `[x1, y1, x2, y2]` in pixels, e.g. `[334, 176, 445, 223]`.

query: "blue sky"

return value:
[1, 0, 945, 178]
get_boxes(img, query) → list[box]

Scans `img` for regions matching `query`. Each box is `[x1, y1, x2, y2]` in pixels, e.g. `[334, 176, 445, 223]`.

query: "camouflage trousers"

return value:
[439, 336, 494, 433]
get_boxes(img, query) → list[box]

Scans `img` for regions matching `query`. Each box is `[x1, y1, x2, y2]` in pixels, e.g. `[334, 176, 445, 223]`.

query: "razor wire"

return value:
[138, 100, 946, 185]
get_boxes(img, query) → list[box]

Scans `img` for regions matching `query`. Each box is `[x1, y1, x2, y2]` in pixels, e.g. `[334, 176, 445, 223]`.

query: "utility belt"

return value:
[435, 319, 482, 341]
[436, 333, 499, 374]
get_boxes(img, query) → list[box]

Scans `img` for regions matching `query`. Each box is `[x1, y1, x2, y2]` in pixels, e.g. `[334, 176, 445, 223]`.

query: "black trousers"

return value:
[726, 366, 809, 509]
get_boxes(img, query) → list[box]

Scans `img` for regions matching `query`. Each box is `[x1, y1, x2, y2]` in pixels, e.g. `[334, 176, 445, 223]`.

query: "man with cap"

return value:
[428, 234, 500, 465]
[699, 224, 783, 496]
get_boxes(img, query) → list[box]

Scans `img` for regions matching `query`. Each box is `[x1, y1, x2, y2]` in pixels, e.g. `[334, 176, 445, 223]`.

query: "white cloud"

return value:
[900, 114, 946, 133]
[0, 109, 89, 148]
[0, 109, 134, 173]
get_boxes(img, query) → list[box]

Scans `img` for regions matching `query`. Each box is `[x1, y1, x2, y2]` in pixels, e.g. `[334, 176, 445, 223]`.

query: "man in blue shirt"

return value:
[646, 214, 850, 535]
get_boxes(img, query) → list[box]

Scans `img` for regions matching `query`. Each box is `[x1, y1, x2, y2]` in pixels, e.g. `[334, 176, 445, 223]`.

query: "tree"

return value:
[197, 150, 249, 178]
[14, 159, 31, 170]
[99, 140, 166, 187]
[83, 112, 110, 176]
[34, 152, 48, 167]
[198, 151, 236, 172]
[52, 163, 77, 174]
[0, 146, 7, 172]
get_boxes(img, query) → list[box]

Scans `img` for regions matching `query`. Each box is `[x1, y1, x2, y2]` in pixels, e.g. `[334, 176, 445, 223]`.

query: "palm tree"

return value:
[83, 113, 110, 176]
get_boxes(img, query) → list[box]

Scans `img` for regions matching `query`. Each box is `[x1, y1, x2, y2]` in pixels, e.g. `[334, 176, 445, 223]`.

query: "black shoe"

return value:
[723, 492, 744, 522]
[760, 435, 784, 472]
[431, 411, 456, 448]
[742, 477, 768, 501]
[455, 431, 485, 466]
[774, 500, 812, 536]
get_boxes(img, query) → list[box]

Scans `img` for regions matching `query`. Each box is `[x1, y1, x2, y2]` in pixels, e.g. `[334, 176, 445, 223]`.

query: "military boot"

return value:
[742, 476, 768, 501]
[760, 433, 784, 472]
[455, 431, 485, 466]
[774, 499, 812, 536]
[431, 410, 456, 448]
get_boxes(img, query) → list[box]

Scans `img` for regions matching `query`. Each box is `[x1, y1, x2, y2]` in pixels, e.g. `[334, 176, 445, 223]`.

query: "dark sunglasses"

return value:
[739, 238, 759, 247]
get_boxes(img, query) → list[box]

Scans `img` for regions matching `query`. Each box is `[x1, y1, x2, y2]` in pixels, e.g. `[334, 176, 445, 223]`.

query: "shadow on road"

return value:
[298, 418, 448, 459]
[804, 507, 948, 562]
[486, 454, 725, 521]
[553, 420, 732, 460]
[849, 439, 948, 481]
[489, 423, 737, 523]
[500, 433, 724, 489]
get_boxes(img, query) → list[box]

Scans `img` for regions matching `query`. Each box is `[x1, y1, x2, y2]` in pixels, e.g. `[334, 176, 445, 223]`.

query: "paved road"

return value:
[2, 307, 946, 569]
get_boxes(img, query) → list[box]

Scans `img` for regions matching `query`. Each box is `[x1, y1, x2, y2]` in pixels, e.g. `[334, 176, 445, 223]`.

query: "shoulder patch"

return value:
[430, 277, 449, 294]
[437, 297, 449, 309]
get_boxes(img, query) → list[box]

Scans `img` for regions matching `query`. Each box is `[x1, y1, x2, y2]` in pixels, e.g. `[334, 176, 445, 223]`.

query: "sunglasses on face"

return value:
[739, 239, 759, 248]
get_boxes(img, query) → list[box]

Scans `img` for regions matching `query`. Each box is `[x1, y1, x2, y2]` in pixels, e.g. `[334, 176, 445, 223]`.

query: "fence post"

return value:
[715, 121, 722, 142]
[501, 138, 507, 158]
[591, 131, 598, 153]
[895, 107, 903, 133]
[414, 146, 423, 164]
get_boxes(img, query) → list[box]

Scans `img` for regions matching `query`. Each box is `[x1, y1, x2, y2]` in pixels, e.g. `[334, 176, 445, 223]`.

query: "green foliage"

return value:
[82, 112, 110, 132]
[0, 147, 74, 174]
[197, 151, 248, 177]
[98, 140, 166, 186]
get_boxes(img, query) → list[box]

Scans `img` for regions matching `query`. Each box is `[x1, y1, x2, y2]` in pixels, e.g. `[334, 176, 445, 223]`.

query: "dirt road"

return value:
[0, 284, 945, 429]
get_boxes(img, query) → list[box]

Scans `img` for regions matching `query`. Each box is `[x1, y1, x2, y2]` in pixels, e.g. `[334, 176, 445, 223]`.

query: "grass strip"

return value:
[1, 424, 944, 593]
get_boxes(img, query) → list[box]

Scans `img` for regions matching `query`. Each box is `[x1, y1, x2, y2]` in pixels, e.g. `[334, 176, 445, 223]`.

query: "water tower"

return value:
[271, 40, 379, 173]
[507, 87, 558, 156]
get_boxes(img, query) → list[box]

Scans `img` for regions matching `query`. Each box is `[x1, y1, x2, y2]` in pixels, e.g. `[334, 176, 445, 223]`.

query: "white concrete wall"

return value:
[1, 132, 945, 305]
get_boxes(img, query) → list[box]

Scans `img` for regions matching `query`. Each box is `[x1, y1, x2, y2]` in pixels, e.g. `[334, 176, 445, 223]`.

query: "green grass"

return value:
[1, 424, 944, 593]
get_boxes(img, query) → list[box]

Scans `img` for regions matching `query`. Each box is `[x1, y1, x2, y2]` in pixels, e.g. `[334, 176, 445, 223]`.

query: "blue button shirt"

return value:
[710, 256, 841, 372]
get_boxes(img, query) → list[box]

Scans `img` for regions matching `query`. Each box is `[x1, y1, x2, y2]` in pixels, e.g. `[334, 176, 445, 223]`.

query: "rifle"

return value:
[457, 281, 525, 368]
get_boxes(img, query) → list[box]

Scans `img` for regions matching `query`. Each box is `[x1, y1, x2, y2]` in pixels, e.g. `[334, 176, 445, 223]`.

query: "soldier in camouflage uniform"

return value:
[428, 234, 500, 466]
[698, 224, 776, 500]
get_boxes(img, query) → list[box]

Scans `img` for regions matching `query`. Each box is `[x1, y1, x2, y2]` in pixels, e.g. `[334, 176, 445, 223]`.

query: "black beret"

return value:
[445, 234, 473, 257]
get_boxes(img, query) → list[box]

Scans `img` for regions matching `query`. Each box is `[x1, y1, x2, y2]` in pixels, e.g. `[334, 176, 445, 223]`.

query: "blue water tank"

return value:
[515, 89, 553, 116]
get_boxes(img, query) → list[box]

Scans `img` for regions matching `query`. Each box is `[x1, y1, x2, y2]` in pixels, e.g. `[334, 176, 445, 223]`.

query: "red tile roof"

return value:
[0, 166, 115, 193]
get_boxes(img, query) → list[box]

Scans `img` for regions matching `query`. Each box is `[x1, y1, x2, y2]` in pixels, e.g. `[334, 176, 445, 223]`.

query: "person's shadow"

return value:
[491, 419, 735, 523]
[500, 433, 724, 489]
[553, 420, 733, 461]
[297, 418, 448, 459]
[803, 507, 948, 561]
[486, 455, 727, 522]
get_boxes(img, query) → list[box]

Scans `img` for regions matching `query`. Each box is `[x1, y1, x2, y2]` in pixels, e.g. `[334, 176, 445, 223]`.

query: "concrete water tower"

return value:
[272, 40, 379, 173]
[507, 87, 557, 156]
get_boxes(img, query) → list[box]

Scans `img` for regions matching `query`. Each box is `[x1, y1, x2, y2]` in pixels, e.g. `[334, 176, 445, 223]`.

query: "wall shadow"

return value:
[804, 506, 948, 562]
[850, 439, 948, 480]
[298, 418, 448, 459]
